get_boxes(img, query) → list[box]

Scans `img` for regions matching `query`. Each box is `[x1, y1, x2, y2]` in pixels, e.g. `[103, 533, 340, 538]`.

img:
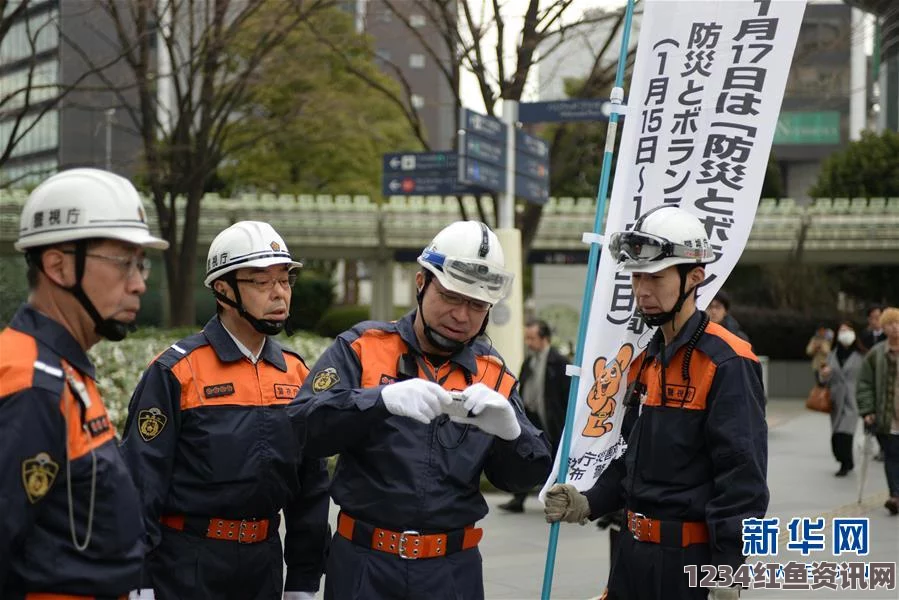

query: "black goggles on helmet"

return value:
[607, 231, 710, 265]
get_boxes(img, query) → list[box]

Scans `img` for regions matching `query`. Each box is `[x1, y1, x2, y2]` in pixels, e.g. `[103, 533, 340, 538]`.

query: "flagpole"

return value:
[540, 1, 637, 597]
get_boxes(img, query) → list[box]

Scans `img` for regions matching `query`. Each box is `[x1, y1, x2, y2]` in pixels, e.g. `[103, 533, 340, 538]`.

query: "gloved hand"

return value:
[450, 383, 521, 440]
[381, 378, 452, 424]
[283, 592, 316, 600]
[544, 483, 590, 524]
[128, 590, 155, 600]
[710, 587, 740, 599]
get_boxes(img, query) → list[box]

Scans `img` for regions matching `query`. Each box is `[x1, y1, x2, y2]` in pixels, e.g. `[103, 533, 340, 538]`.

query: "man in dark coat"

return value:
[706, 290, 750, 343]
[499, 319, 571, 513]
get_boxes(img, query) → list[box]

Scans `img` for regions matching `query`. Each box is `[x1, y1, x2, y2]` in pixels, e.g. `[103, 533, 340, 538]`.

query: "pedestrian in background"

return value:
[817, 322, 863, 477]
[706, 290, 750, 342]
[806, 325, 833, 373]
[859, 304, 886, 352]
[499, 319, 571, 513]
[856, 306, 899, 516]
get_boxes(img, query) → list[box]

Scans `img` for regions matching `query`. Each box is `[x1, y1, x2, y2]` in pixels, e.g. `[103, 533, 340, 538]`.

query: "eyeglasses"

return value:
[64, 251, 151, 280]
[435, 289, 491, 313]
[235, 272, 298, 292]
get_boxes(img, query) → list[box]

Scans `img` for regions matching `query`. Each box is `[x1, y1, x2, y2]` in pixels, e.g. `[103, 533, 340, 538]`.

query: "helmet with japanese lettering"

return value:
[417, 221, 513, 305]
[205, 221, 302, 336]
[204, 221, 302, 288]
[608, 205, 713, 274]
[15, 168, 168, 251]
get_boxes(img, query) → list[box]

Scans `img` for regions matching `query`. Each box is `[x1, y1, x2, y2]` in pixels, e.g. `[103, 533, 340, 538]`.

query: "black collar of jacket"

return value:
[202, 316, 288, 372]
[396, 310, 478, 375]
[11, 303, 97, 378]
[646, 309, 705, 368]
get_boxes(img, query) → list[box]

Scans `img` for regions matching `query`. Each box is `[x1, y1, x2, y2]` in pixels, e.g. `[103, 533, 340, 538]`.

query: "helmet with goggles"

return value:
[417, 221, 513, 306]
[608, 205, 713, 273]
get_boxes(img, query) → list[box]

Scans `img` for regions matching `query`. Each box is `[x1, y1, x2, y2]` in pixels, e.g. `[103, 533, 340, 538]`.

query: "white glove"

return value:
[450, 383, 521, 440]
[381, 378, 452, 424]
[283, 592, 316, 600]
[129, 590, 155, 600]
[710, 587, 740, 600]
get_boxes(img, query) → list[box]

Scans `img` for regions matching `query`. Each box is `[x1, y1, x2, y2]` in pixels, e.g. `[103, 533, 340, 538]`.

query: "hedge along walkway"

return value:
[89, 328, 334, 432]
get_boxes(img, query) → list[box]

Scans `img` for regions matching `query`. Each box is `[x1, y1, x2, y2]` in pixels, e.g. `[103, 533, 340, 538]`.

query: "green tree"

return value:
[221, 8, 420, 194]
[809, 130, 899, 198]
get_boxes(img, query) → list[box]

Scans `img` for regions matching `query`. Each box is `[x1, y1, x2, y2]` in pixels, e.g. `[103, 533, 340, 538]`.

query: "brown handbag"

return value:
[805, 385, 832, 413]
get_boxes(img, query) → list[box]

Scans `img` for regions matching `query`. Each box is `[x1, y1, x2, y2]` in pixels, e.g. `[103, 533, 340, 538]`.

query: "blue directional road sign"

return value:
[382, 151, 473, 196]
[458, 108, 507, 193]
[514, 129, 550, 204]
[518, 99, 613, 124]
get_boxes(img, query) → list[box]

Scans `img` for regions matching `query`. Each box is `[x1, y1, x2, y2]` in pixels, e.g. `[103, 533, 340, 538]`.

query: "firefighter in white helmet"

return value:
[289, 221, 552, 599]
[121, 221, 329, 600]
[1, 168, 166, 598]
[544, 206, 768, 600]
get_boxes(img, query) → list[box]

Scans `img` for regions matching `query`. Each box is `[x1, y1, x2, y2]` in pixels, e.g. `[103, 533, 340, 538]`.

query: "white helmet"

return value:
[608, 205, 713, 274]
[204, 221, 301, 288]
[15, 168, 168, 251]
[417, 221, 513, 305]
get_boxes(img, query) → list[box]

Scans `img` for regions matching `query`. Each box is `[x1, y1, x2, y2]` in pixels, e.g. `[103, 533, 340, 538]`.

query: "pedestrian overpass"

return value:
[2, 192, 897, 264]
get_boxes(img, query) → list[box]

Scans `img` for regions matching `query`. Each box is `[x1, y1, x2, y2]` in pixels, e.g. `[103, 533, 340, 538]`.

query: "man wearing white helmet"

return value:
[544, 206, 768, 600]
[120, 222, 329, 600]
[0, 168, 166, 598]
[289, 221, 552, 599]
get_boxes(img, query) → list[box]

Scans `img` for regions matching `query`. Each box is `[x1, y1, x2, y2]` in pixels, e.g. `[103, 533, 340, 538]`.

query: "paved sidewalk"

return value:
[299, 399, 898, 599]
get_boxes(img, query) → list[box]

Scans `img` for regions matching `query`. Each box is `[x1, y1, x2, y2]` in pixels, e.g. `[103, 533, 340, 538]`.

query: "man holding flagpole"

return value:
[544, 205, 768, 600]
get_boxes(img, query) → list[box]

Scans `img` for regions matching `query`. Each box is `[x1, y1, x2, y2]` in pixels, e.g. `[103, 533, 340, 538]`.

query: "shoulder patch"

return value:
[311, 367, 340, 393]
[22, 452, 59, 503]
[138, 407, 168, 441]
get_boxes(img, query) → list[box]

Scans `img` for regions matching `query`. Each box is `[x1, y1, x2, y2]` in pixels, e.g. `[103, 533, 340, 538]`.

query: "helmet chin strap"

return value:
[416, 273, 488, 354]
[32, 243, 135, 342]
[637, 268, 698, 328]
[214, 274, 287, 336]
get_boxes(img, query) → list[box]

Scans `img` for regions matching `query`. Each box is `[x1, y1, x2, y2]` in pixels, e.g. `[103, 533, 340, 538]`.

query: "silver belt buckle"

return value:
[629, 512, 646, 540]
[398, 530, 421, 559]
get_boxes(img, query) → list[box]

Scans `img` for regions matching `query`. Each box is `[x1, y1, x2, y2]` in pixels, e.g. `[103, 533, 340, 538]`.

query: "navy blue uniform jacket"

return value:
[585, 311, 769, 571]
[288, 312, 553, 533]
[120, 317, 330, 592]
[0, 305, 144, 597]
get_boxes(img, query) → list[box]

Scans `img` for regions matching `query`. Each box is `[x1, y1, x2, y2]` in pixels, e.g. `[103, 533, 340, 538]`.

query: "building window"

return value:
[409, 14, 425, 28]
[409, 54, 425, 69]
[0, 9, 59, 63]
[410, 94, 425, 109]
[0, 60, 59, 112]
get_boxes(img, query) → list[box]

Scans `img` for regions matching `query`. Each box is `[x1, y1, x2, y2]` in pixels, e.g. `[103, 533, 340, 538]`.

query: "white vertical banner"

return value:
[542, 0, 807, 497]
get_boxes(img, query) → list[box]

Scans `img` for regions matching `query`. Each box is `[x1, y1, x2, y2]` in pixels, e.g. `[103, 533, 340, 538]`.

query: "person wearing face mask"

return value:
[120, 222, 330, 600]
[543, 206, 768, 600]
[0, 168, 165, 599]
[288, 221, 552, 600]
[817, 323, 863, 477]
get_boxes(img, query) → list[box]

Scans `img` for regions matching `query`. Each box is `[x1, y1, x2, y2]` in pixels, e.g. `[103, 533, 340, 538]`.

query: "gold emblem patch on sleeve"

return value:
[138, 407, 168, 442]
[22, 452, 59, 503]
[311, 367, 340, 393]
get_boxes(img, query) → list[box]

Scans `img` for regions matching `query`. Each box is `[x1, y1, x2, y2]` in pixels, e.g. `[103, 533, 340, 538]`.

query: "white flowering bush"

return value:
[88, 328, 334, 431]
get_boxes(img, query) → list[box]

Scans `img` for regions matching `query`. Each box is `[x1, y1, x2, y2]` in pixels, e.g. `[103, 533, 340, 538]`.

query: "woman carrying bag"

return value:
[818, 322, 864, 477]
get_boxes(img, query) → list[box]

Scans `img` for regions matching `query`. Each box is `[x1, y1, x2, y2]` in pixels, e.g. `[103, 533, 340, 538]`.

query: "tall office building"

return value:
[846, 0, 899, 132]
[0, 0, 142, 185]
[363, 0, 457, 150]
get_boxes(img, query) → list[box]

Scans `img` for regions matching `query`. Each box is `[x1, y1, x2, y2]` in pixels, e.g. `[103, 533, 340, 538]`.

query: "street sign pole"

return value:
[488, 99, 524, 377]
